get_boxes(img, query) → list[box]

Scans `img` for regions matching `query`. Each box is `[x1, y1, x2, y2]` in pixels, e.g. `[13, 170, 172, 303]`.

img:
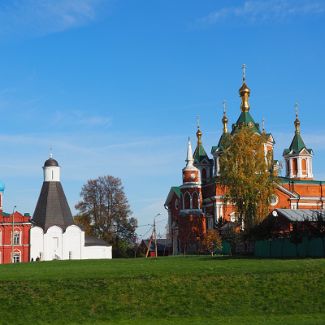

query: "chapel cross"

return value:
[295, 102, 299, 117]
[262, 118, 265, 132]
[223, 100, 227, 115]
[242, 64, 247, 82]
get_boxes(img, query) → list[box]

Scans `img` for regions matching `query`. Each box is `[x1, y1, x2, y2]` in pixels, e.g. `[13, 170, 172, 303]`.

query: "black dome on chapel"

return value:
[44, 158, 59, 167]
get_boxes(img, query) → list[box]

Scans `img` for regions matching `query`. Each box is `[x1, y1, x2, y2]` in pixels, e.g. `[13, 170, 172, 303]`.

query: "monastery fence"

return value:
[254, 237, 325, 258]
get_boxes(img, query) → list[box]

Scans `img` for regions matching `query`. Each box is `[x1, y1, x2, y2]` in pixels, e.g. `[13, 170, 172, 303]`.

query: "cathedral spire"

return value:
[186, 137, 194, 167]
[222, 100, 228, 134]
[239, 64, 251, 112]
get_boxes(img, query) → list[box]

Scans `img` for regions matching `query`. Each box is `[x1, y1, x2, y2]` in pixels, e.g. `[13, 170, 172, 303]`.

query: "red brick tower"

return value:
[177, 138, 206, 253]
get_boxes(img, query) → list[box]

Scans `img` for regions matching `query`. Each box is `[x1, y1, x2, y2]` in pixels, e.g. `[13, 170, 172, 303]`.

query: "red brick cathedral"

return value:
[165, 69, 324, 254]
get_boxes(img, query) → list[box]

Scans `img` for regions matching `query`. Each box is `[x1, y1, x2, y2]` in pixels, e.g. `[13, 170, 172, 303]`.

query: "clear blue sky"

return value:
[0, 0, 324, 238]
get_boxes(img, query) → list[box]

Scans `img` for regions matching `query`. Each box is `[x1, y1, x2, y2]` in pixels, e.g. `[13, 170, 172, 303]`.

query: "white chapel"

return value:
[30, 156, 112, 261]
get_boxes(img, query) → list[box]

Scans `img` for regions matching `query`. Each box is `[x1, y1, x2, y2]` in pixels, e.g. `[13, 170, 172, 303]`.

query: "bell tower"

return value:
[180, 138, 201, 211]
[283, 104, 313, 179]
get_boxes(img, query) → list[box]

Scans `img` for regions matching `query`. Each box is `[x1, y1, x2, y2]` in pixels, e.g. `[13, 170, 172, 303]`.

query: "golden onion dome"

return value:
[222, 114, 228, 134]
[239, 82, 251, 112]
[294, 115, 301, 134]
[222, 114, 228, 124]
[196, 128, 202, 144]
[239, 82, 250, 96]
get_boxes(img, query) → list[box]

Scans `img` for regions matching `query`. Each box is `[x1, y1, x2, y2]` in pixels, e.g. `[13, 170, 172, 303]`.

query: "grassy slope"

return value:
[0, 257, 324, 325]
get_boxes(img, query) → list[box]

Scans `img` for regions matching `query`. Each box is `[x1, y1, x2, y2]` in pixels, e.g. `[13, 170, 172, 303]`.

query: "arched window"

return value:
[0, 230, 2, 245]
[184, 192, 191, 209]
[286, 160, 290, 176]
[292, 158, 298, 176]
[12, 250, 21, 263]
[13, 231, 20, 245]
[201, 168, 207, 182]
[192, 192, 199, 209]
[302, 159, 307, 175]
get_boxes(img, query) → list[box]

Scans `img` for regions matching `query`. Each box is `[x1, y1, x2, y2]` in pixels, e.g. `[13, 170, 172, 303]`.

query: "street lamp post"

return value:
[145, 213, 161, 258]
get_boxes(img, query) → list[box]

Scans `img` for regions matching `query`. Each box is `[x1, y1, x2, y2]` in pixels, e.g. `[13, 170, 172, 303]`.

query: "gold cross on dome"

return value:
[242, 64, 247, 82]
[223, 100, 227, 115]
[295, 102, 299, 117]
[262, 118, 265, 131]
[196, 115, 200, 129]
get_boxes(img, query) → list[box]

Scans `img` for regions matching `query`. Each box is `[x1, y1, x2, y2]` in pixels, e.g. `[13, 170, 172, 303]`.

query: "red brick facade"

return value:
[0, 211, 31, 264]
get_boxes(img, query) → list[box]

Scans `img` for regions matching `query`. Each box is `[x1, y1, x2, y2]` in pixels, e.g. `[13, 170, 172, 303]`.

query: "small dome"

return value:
[0, 181, 5, 192]
[44, 158, 59, 167]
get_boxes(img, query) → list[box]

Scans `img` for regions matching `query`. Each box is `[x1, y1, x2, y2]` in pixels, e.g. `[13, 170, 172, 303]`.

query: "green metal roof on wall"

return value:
[279, 176, 323, 185]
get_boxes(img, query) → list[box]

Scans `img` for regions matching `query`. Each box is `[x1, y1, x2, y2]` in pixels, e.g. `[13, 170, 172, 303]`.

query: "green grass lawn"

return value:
[0, 256, 324, 325]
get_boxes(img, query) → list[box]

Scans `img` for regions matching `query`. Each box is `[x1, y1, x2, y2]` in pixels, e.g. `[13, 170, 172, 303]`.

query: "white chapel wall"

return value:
[63, 225, 84, 260]
[82, 245, 112, 260]
[44, 226, 63, 261]
[30, 226, 44, 261]
[30, 225, 112, 261]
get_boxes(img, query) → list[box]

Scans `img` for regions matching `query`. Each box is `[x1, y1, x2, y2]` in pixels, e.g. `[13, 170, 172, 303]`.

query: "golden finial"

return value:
[222, 100, 228, 133]
[196, 116, 202, 145]
[294, 102, 300, 134]
[239, 64, 250, 112]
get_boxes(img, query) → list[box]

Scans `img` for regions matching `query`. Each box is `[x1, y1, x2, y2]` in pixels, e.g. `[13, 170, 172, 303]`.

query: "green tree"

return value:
[75, 175, 137, 257]
[219, 126, 276, 231]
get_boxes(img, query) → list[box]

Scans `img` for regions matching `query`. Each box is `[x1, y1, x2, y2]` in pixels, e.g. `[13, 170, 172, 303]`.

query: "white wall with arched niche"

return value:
[63, 225, 84, 260]
[30, 225, 112, 261]
[30, 226, 44, 261]
[44, 226, 63, 261]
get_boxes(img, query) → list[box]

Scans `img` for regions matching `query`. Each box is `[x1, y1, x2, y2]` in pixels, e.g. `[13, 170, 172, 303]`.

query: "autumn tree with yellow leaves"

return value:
[202, 229, 222, 256]
[219, 126, 277, 231]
